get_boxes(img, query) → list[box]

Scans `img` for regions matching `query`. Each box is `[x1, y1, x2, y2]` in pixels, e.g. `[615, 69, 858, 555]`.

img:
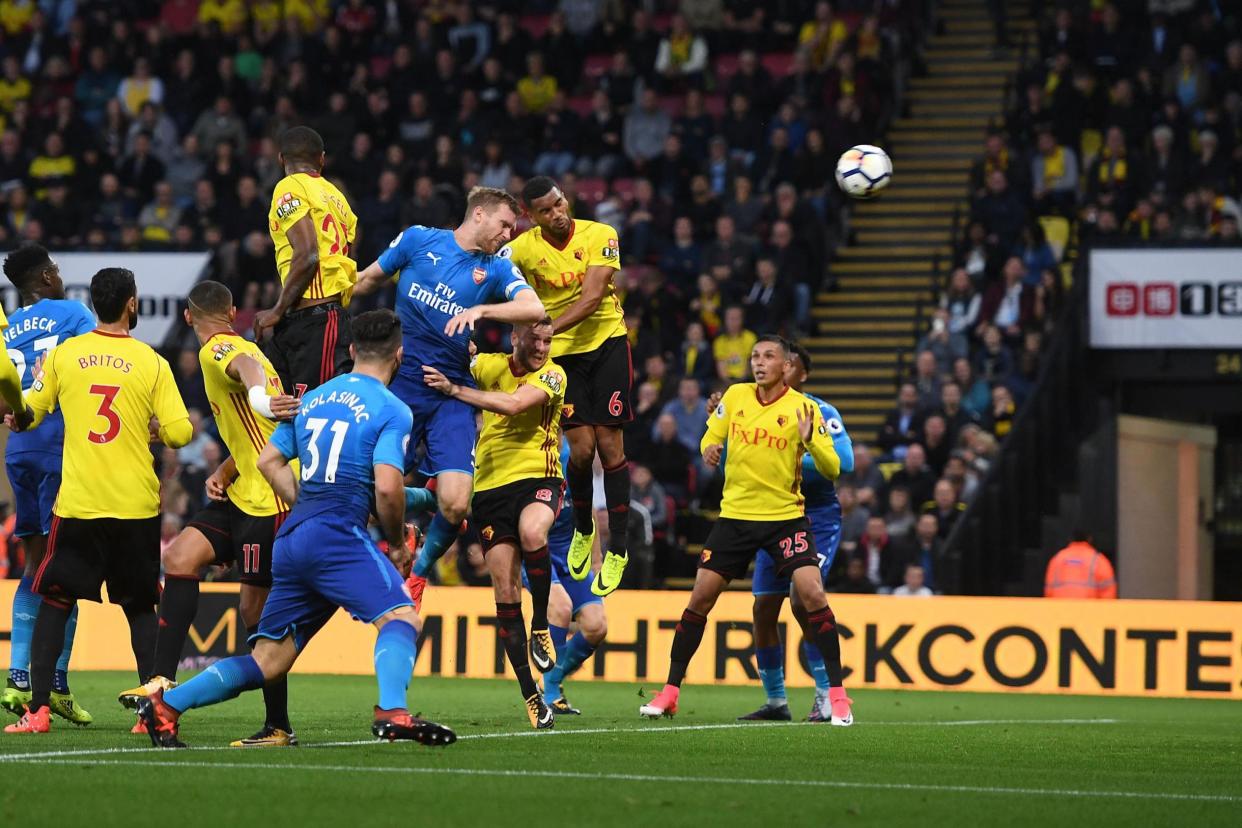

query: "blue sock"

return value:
[803, 640, 831, 693]
[755, 644, 787, 706]
[542, 625, 570, 701]
[163, 655, 265, 713]
[404, 487, 437, 515]
[550, 624, 568, 652]
[55, 604, 78, 674]
[374, 620, 419, 711]
[8, 576, 40, 687]
[544, 632, 596, 701]
[413, 514, 457, 578]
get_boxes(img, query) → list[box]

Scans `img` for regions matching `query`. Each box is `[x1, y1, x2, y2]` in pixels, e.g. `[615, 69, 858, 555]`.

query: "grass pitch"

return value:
[1, 672, 1239, 827]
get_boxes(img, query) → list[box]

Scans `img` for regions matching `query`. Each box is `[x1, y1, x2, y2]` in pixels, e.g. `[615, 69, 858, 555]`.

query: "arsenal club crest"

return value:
[472, 267, 486, 284]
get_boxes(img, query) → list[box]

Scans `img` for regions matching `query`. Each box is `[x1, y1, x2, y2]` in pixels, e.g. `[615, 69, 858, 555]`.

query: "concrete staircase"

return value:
[803, 0, 1033, 439]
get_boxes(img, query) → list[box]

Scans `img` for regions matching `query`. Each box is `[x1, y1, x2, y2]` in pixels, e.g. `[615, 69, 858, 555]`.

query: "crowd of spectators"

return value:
[845, 1, 1242, 596]
[0, 0, 933, 587]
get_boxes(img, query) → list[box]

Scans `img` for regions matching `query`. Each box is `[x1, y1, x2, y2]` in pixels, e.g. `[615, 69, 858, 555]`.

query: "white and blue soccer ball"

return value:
[835, 144, 892, 199]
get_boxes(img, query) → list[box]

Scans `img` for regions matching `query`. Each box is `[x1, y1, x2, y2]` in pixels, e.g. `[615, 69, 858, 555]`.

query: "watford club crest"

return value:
[562, 404, 575, 419]
[481, 526, 494, 541]
[573, 248, 585, 261]
[777, 415, 788, 427]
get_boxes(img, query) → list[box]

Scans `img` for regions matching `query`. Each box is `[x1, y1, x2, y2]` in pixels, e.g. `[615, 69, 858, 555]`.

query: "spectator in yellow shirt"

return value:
[197, 0, 247, 35]
[0, 0, 34, 37]
[0, 56, 31, 114]
[27, 132, 75, 198]
[798, 1, 849, 71]
[517, 52, 557, 115]
[713, 306, 758, 382]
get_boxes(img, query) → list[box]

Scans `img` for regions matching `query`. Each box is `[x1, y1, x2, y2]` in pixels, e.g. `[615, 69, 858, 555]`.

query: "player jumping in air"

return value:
[737, 341, 854, 722]
[423, 316, 565, 729]
[503, 177, 632, 597]
[1, 245, 97, 725]
[640, 336, 854, 726]
[5, 268, 193, 734]
[139, 310, 455, 748]
[117, 280, 302, 747]
[255, 126, 358, 397]
[353, 187, 544, 609]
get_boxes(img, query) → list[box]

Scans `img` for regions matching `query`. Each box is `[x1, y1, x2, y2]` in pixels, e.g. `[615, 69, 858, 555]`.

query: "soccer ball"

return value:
[835, 145, 893, 199]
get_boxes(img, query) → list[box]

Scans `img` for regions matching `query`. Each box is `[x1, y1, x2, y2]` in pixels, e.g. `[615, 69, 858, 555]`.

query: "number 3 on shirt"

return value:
[88, 384, 122, 444]
[301, 417, 350, 482]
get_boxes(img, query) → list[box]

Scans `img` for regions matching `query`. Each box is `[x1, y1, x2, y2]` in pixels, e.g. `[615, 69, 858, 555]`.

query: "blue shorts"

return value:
[6, 451, 61, 538]
[522, 506, 601, 616]
[752, 504, 842, 596]
[390, 375, 477, 477]
[251, 517, 413, 651]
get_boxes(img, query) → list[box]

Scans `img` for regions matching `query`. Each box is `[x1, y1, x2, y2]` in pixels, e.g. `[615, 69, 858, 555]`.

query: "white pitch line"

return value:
[0, 718, 1120, 763]
[12, 758, 1241, 804]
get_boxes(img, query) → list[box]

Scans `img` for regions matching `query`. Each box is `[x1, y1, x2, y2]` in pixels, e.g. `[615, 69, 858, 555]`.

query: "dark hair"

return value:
[755, 334, 789, 355]
[520, 175, 558, 206]
[279, 126, 325, 166]
[90, 267, 137, 323]
[789, 341, 812, 375]
[352, 309, 402, 360]
[2, 244, 52, 289]
[1071, 528, 1092, 543]
[187, 280, 233, 317]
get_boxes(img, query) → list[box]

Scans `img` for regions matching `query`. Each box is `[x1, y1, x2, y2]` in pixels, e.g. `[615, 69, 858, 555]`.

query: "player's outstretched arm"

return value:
[421, 365, 549, 416]
[374, 463, 410, 575]
[228, 353, 299, 421]
[353, 260, 391, 298]
[255, 214, 319, 339]
[549, 265, 613, 336]
[257, 439, 299, 506]
[443, 289, 545, 337]
[798, 403, 841, 480]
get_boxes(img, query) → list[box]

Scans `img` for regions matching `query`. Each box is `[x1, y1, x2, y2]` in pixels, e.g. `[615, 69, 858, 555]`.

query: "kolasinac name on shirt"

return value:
[41, 587, 1242, 700]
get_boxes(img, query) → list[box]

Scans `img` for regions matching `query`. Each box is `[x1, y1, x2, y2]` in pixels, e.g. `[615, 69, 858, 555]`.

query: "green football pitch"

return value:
[1, 672, 1239, 827]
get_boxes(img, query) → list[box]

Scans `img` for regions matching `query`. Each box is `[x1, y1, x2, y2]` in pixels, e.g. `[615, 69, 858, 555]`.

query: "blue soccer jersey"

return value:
[269, 373, 413, 533]
[377, 225, 531, 388]
[3, 298, 95, 455]
[800, 394, 854, 509]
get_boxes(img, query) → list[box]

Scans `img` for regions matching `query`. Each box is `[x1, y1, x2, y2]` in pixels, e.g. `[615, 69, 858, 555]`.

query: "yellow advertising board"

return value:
[2, 581, 1240, 699]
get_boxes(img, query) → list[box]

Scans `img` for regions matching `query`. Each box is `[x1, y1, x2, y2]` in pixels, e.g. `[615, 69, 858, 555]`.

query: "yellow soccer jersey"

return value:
[0, 304, 16, 410]
[713, 330, 757, 380]
[25, 330, 191, 520]
[268, 172, 358, 306]
[702, 382, 841, 522]
[471, 352, 566, 493]
[200, 332, 285, 517]
[503, 219, 624, 357]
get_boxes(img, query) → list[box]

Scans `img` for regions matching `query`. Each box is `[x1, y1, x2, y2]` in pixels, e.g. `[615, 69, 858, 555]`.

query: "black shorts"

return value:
[558, 334, 633, 428]
[32, 515, 161, 606]
[471, 477, 563, 551]
[699, 516, 819, 581]
[187, 498, 285, 587]
[263, 301, 353, 398]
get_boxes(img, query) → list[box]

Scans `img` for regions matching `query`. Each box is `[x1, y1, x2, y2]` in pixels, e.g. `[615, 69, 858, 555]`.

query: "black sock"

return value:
[806, 605, 845, 687]
[153, 576, 199, 680]
[566, 460, 595, 535]
[30, 599, 72, 711]
[122, 602, 159, 683]
[523, 545, 551, 629]
[249, 624, 292, 732]
[603, 460, 631, 557]
[496, 602, 539, 700]
[667, 608, 707, 687]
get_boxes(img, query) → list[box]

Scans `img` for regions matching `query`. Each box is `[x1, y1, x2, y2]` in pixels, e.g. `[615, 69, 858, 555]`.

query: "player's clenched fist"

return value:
[703, 443, 723, 468]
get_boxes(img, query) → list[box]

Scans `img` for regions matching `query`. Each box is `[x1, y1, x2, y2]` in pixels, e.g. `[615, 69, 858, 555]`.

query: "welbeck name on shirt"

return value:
[0, 252, 210, 347]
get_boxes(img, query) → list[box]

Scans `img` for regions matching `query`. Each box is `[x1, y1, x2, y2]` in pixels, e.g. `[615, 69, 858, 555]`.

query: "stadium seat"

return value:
[651, 12, 673, 31]
[610, 177, 636, 201]
[713, 54, 740, 83]
[518, 13, 551, 39]
[566, 95, 594, 118]
[704, 94, 726, 118]
[369, 56, 392, 80]
[761, 53, 795, 79]
[583, 54, 612, 79]
[658, 95, 682, 117]
[577, 177, 607, 206]
[1038, 216, 1071, 262]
